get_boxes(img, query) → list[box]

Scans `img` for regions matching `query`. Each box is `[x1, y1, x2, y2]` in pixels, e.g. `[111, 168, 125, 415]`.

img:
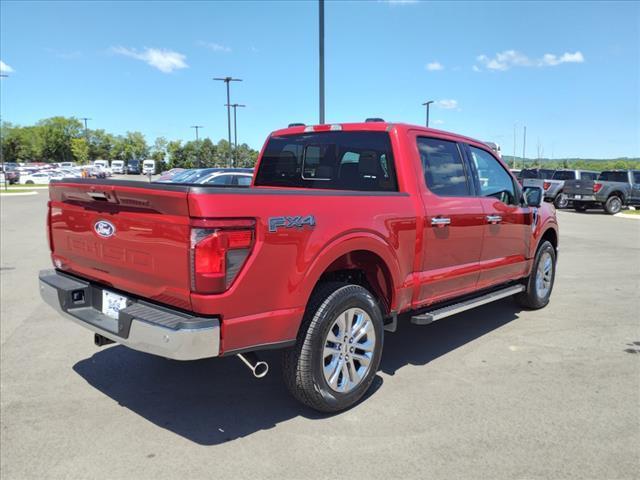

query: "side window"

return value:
[207, 174, 233, 185]
[236, 175, 252, 186]
[633, 171, 640, 184]
[417, 137, 471, 196]
[581, 172, 597, 181]
[469, 146, 516, 205]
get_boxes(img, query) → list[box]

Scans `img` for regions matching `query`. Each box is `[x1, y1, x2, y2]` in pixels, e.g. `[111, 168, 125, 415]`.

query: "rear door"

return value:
[49, 181, 193, 310]
[413, 134, 485, 305]
[631, 171, 640, 203]
[464, 144, 531, 288]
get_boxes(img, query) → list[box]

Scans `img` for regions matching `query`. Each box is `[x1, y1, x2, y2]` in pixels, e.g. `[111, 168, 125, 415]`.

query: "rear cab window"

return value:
[254, 131, 397, 191]
[598, 171, 629, 183]
[552, 171, 576, 181]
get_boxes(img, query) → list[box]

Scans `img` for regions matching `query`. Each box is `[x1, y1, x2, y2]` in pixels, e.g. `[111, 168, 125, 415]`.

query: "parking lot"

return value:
[1, 191, 638, 479]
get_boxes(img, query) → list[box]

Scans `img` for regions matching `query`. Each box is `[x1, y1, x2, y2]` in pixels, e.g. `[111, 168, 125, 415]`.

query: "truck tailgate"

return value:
[563, 179, 595, 196]
[48, 180, 193, 310]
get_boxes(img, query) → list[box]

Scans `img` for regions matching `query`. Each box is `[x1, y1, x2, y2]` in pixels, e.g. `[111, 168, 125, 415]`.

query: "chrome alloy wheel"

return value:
[535, 251, 553, 298]
[323, 308, 377, 393]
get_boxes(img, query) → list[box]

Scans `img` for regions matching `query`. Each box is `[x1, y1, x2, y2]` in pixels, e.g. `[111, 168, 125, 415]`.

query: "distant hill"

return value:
[501, 156, 640, 171]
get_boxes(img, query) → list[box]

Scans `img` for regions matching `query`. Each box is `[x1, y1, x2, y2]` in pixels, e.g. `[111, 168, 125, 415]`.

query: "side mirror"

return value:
[523, 186, 543, 208]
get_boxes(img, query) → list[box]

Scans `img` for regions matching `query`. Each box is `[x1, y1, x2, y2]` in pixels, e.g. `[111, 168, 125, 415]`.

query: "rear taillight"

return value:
[190, 223, 255, 294]
[46, 201, 54, 252]
[543, 182, 551, 190]
[593, 183, 603, 193]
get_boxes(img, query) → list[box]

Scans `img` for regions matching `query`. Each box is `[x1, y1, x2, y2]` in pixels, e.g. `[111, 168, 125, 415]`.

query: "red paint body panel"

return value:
[47, 123, 558, 355]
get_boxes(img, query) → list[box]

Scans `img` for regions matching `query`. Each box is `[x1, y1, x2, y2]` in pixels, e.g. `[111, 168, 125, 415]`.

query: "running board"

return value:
[410, 285, 525, 325]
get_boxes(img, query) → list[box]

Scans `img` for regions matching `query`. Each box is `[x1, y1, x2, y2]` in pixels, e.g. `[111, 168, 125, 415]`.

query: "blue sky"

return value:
[1, 0, 638, 158]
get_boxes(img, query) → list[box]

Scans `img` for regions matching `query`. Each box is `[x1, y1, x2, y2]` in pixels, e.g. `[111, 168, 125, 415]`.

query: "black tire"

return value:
[574, 203, 588, 212]
[282, 282, 384, 413]
[603, 195, 623, 215]
[554, 193, 568, 209]
[25, 180, 34, 184]
[516, 240, 556, 309]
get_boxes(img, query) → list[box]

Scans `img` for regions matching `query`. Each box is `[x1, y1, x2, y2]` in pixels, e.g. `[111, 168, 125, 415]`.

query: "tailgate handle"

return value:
[87, 192, 110, 201]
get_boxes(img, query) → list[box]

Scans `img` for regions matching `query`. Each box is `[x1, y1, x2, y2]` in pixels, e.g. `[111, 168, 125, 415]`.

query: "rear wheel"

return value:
[603, 195, 622, 215]
[25, 180, 34, 184]
[516, 240, 556, 309]
[554, 193, 569, 209]
[282, 282, 384, 412]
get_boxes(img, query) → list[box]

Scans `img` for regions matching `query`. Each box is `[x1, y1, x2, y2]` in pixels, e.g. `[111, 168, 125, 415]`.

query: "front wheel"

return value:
[516, 240, 556, 309]
[282, 282, 384, 412]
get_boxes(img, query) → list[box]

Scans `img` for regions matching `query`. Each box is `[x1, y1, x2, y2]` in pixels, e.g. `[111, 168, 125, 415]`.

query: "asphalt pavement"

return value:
[1, 190, 639, 479]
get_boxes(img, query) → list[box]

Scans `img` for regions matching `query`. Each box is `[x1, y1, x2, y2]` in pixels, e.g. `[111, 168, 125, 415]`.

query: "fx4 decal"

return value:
[268, 215, 316, 233]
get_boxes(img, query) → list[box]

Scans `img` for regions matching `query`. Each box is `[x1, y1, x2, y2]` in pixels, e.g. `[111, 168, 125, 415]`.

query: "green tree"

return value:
[88, 129, 115, 161]
[37, 116, 83, 162]
[151, 136, 168, 164]
[70, 138, 90, 164]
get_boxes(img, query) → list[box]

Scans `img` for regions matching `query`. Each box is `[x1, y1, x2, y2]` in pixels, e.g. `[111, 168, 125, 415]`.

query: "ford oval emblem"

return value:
[94, 220, 116, 238]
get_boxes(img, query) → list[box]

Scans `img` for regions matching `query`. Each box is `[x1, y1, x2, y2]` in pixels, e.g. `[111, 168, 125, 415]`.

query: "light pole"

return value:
[522, 126, 527, 169]
[191, 125, 204, 167]
[422, 100, 434, 127]
[213, 76, 242, 167]
[80, 117, 91, 162]
[1, 73, 9, 191]
[225, 104, 245, 159]
[319, 0, 325, 124]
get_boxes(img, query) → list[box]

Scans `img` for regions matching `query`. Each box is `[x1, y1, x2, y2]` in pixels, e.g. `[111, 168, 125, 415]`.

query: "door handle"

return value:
[431, 217, 451, 227]
[486, 215, 502, 224]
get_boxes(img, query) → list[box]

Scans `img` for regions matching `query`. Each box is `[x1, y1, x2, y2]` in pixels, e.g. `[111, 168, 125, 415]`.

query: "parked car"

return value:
[93, 160, 112, 177]
[564, 170, 640, 214]
[543, 169, 599, 208]
[126, 159, 141, 174]
[142, 159, 156, 175]
[519, 168, 556, 188]
[1, 166, 20, 184]
[165, 168, 221, 184]
[196, 169, 254, 186]
[40, 121, 558, 412]
[156, 168, 186, 182]
[111, 160, 125, 175]
[20, 172, 52, 184]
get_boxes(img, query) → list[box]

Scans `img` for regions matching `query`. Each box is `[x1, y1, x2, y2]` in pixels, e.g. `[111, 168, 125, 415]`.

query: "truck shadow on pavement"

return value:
[73, 299, 520, 446]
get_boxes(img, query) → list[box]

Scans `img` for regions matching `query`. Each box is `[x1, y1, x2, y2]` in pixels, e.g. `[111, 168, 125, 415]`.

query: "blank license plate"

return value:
[102, 290, 128, 319]
[574, 194, 582, 199]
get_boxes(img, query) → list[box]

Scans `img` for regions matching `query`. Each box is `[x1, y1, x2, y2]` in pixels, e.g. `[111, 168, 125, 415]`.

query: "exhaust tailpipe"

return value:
[237, 352, 269, 378]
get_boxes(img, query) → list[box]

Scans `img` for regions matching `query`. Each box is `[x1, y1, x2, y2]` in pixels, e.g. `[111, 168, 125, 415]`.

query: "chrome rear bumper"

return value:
[39, 269, 220, 360]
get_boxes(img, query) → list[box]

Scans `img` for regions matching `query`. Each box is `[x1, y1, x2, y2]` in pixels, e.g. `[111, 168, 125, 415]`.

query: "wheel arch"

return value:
[300, 234, 402, 318]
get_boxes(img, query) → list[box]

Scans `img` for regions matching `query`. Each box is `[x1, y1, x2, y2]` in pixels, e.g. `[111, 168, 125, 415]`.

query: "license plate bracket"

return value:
[102, 290, 128, 320]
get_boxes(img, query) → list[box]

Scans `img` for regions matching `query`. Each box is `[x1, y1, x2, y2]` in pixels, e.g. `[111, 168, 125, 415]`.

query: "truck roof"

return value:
[270, 122, 489, 150]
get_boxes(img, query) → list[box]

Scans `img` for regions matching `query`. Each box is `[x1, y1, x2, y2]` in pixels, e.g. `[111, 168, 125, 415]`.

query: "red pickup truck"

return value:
[39, 121, 558, 412]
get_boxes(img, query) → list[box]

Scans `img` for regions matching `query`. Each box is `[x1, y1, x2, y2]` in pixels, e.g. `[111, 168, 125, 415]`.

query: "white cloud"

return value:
[433, 119, 444, 125]
[111, 46, 188, 73]
[472, 65, 481, 72]
[0, 60, 14, 73]
[197, 41, 232, 53]
[436, 99, 458, 110]
[475, 50, 585, 71]
[426, 61, 444, 71]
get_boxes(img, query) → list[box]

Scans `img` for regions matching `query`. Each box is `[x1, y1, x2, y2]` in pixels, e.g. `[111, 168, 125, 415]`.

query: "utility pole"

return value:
[522, 126, 527, 169]
[422, 100, 434, 127]
[1, 74, 9, 191]
[191, 125, 204, 168]
[213, 77, 242, 167]
[319, 0, 325, 124]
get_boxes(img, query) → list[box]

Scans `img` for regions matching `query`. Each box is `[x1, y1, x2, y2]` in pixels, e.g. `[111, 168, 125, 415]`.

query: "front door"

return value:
[413, 135, 485, 307]
[465, 145, 531, 288]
